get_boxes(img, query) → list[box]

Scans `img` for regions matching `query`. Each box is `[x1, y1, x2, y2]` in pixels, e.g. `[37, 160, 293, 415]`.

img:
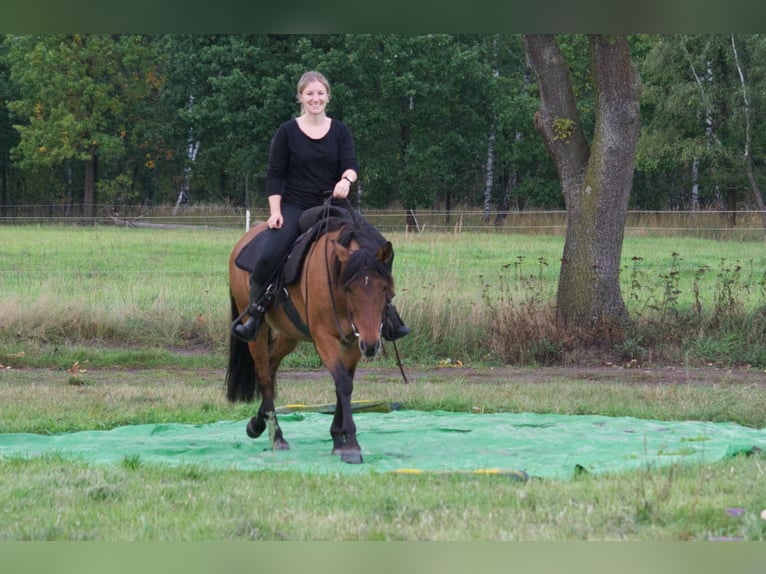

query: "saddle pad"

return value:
[234, 232, 266, 274]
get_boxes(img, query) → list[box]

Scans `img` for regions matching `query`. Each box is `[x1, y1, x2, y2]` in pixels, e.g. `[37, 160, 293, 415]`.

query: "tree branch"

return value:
[524, 34, 590, 196]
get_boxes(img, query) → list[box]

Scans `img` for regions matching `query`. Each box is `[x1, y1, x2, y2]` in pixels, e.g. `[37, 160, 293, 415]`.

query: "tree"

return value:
[728, 34, 766, 227]
[524, 34, 641, 336]
[6, 34, 162, 221]
[636, 34, 766, 220]
[0, 36, 20, 215]
[487, 34, 558, 219]
[282, 35, 496, 218]
[161, 35, 302, 205]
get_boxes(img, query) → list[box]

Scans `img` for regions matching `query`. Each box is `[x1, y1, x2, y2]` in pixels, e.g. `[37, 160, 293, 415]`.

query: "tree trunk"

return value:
[525, 34, 641, 336]
[483, 34, 499, 225]
[406, 209, 419, 232]
[726, 187, 737, 228]
[482, 123, 495, 224]
[65, 162, 73, 217]
[681, 37, 712, 211]
[174, 139, 199, 216]
[83, 154, 96, 223]
[691, 158, 700, 210]
[730, 35, 766, 229]
[494, 169, 517, 226]
[1, 153, 7, 217]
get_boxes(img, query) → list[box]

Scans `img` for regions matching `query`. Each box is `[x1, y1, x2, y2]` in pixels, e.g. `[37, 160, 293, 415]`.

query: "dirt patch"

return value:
[3, 364, 764, 389]
[216, 363, 766, 389]
[360, 364, 766, 386]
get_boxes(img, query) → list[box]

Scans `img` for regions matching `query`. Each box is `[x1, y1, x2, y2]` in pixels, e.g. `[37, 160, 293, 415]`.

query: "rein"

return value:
[307, 195, 409, 384]
[315, 196, 356, 345]
[303, 196, 356, 345]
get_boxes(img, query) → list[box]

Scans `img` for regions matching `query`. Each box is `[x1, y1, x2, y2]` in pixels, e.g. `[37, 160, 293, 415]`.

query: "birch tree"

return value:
[637, 34, 766, 218]
[730, 34, 766, 228]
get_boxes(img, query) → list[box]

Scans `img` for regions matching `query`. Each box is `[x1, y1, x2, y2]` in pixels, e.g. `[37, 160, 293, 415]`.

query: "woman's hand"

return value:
[332, 178, 351, 199]
[267, 212, 283, 229]
[267, 194, 283, 229]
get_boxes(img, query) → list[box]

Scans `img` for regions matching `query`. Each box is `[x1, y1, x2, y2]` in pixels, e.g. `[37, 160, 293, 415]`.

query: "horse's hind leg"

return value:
[245, 331, 291, 451]
[246, 404, 289, 451]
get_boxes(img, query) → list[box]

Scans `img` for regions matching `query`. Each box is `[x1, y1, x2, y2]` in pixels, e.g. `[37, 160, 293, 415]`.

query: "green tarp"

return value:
[0, 410, 763, 480]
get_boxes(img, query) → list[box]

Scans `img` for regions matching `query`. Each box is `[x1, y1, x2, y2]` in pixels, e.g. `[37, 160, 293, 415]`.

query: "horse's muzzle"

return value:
[351, 321, 382, 358]
[358, 337, 381, 358]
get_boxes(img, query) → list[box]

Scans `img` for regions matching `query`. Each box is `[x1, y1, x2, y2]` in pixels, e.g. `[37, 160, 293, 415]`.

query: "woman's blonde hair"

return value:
[296, 71, 331, 111]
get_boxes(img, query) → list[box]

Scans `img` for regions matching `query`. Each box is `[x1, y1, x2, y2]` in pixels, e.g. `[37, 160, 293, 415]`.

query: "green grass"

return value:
[2, 364, 765, 540]
[3, 365, 766, 435]
[1, 452, 764, 541]
[2, 223, 766, 541]
[3, 224, 765, 368]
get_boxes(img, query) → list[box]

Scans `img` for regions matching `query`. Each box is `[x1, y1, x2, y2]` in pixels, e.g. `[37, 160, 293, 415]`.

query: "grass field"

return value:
[1, 365, 765, 541]
[1, 224, 765, 366]
[1, 223, 766, 542]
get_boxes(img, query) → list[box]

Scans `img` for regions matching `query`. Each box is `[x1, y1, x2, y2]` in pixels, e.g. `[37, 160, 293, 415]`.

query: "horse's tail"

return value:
[225, 293, 257, 402]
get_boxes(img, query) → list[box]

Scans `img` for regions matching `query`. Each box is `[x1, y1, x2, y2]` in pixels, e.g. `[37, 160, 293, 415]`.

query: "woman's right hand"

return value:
[267, 212, 283, 229]
[266, 194, 283, 229]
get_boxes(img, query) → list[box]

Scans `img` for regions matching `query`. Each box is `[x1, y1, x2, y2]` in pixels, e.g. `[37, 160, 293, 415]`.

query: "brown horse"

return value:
[225, 214, 395, 464]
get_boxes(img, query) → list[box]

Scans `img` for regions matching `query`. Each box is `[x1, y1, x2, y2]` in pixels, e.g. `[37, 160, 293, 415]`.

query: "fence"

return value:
[0, 203, 764, 240]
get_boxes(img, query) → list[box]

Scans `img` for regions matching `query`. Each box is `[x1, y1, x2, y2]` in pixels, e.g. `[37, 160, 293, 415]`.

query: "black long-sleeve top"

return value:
[266, 118, 359, 210]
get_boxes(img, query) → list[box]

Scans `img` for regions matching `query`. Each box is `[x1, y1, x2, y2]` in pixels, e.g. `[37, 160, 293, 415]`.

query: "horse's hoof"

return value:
[340, 450, 363, 464]
[246, 418, 265, 439]
[273, 438, 290, 451]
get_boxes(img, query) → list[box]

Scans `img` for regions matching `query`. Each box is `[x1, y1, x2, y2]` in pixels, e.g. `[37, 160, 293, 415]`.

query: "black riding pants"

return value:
[251, 203, 304, 285]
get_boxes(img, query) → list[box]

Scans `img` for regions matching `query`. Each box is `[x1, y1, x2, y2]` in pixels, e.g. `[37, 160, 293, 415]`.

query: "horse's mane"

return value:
[331, 217, 393, 288]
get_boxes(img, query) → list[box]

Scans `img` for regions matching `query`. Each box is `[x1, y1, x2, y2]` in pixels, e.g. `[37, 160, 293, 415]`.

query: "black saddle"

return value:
[234, 204, 355, 286]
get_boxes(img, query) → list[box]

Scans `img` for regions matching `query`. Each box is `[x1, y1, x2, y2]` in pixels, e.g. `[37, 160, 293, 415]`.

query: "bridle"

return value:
[305, 194, 408, 383]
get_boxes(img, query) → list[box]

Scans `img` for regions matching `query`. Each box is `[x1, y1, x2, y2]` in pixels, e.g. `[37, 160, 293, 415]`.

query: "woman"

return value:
[233, 71, 409, 342]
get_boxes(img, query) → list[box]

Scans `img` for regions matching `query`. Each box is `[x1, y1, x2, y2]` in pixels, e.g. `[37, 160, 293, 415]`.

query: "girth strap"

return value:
[275, 289, 312, 339]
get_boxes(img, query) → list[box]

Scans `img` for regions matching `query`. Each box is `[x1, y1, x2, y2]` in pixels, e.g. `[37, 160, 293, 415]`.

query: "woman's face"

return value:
[300, 80, 329, 115]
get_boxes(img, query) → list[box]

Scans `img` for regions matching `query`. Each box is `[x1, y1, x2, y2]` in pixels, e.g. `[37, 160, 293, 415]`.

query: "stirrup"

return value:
[231, 284, 275, 342]
[232, 314, 262, 342]
[382, 304, 410, 342]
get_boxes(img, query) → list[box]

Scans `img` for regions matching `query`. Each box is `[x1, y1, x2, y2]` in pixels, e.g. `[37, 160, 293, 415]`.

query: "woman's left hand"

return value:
[332, 179, 351, 199]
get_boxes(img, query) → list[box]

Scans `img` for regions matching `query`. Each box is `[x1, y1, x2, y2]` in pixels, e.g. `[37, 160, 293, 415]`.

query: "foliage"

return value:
[5, 35, 164, 210]
[636, 34, 766, 210]
[3, 33, 766, 214]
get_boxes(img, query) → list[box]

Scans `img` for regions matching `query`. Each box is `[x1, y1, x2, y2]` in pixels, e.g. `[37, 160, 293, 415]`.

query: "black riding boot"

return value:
[382, 301, 410, 341]
[232, 280, 273, 341]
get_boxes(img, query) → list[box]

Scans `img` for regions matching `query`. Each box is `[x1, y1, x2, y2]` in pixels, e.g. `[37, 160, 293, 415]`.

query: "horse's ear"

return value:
[333, 240, 351, 264]
[376, 241, 394, 265]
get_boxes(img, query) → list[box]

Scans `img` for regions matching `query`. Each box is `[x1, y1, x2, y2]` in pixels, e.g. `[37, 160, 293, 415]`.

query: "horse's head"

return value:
[333, 239, 394, 358]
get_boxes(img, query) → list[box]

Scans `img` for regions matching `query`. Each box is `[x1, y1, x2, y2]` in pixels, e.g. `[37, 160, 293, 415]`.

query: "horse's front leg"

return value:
[314, 331, 364, 463]
[328, 357, 362, 464]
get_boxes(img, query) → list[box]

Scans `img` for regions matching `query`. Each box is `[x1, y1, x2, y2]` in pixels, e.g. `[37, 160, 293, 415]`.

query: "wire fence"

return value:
[1, 203, 765, 240]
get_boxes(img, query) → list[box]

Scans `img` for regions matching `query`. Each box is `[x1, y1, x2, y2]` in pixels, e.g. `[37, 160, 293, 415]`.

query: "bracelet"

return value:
[343, 175, 354, 184]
